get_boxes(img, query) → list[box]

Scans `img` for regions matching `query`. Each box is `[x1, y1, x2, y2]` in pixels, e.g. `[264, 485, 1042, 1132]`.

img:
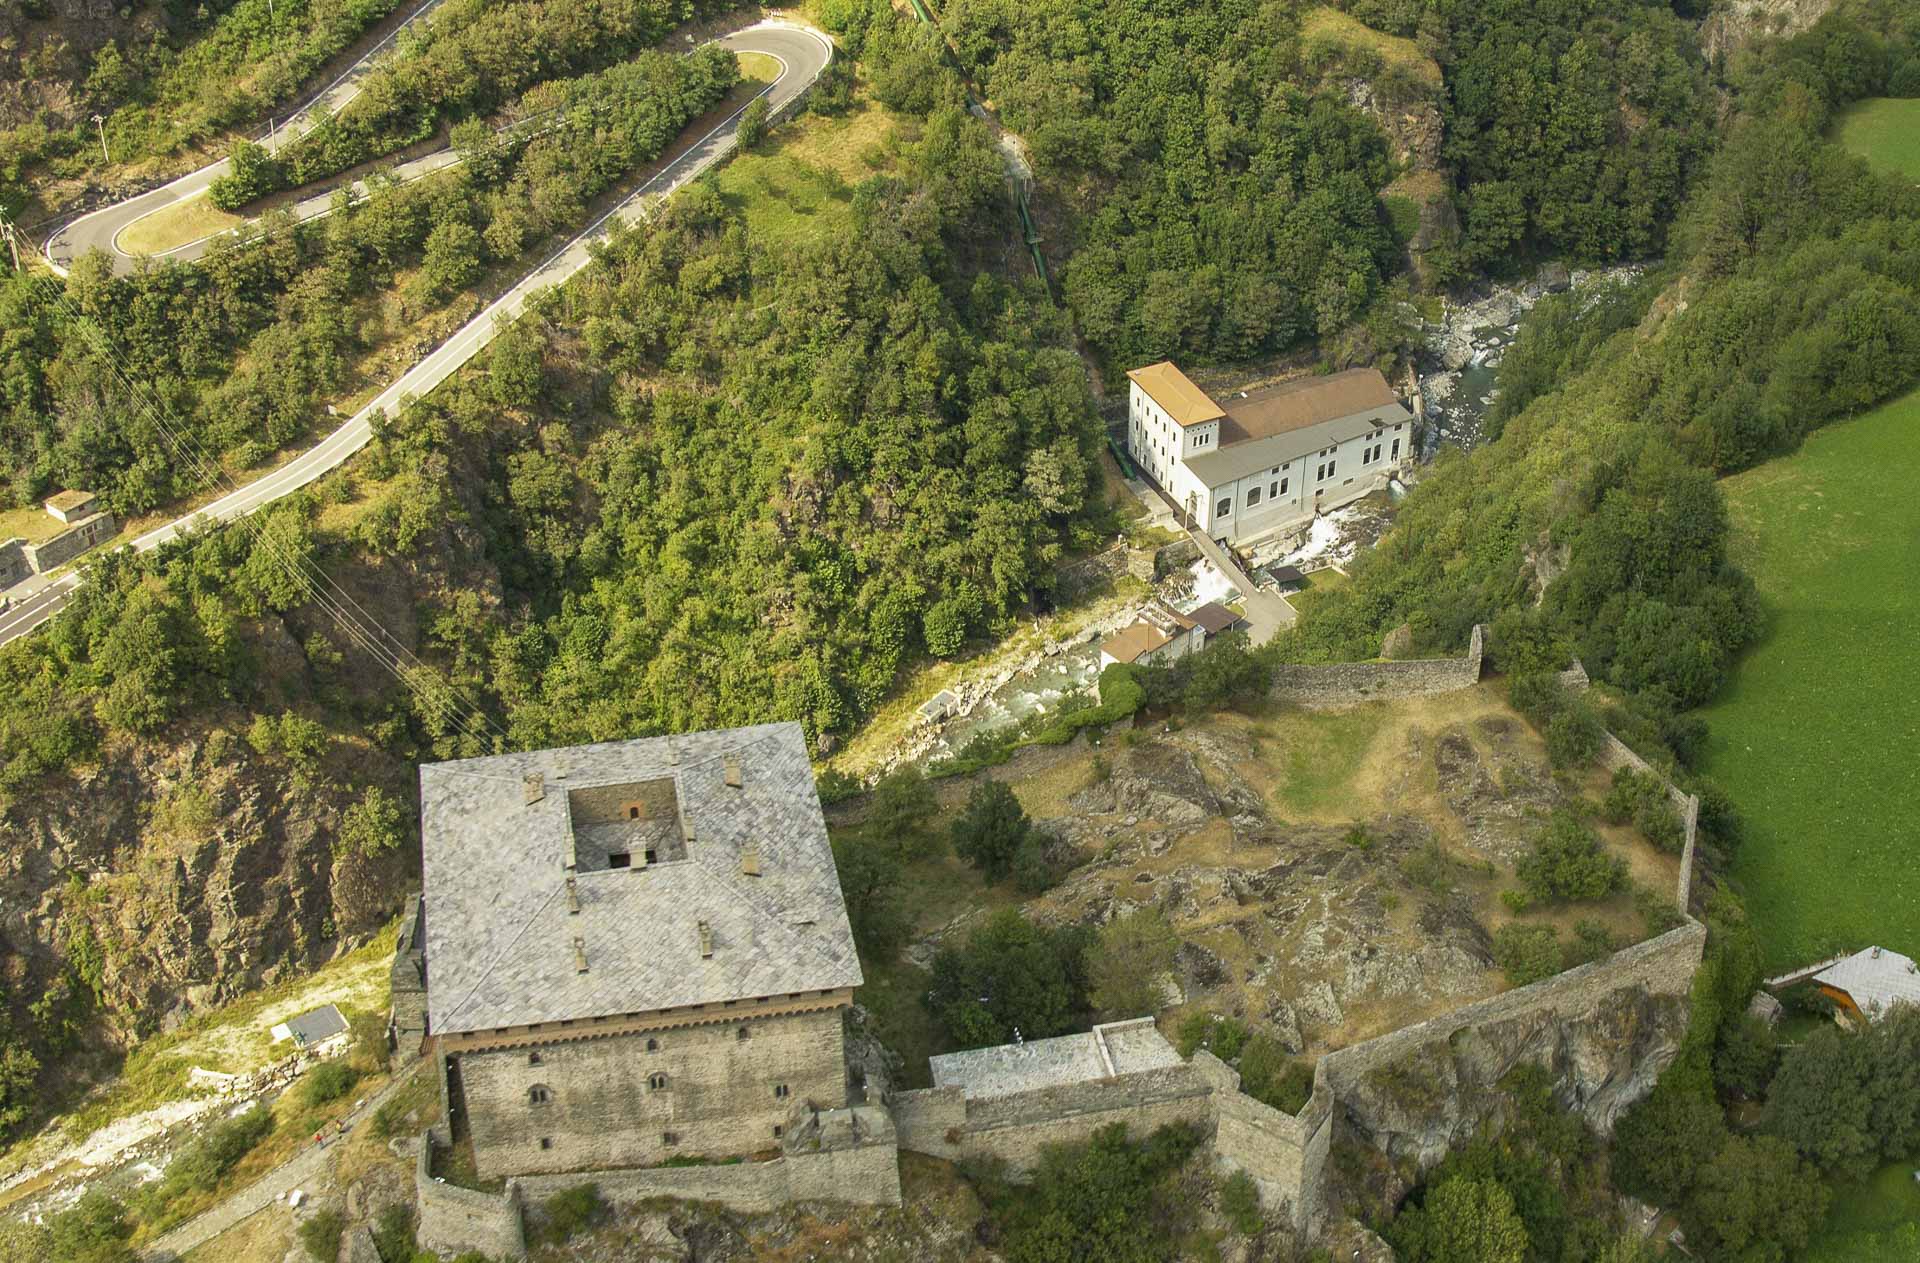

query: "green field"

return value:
[1835, 97, 1920, 182]
[1699, 390, 1920, 972]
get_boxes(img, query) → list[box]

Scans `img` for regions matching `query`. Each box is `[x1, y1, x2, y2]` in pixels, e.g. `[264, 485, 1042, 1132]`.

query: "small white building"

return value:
[1812, 946, 1920, 1024]
[1099, 600, 1240, 669]
[271, 1003, 351, 1055]
[1124, 362, 1414, 545]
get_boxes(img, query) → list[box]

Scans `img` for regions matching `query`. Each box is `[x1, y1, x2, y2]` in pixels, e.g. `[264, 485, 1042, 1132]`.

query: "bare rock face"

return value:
[1335, 983, 1688, 1173]
[1700, 0, 1835, 62]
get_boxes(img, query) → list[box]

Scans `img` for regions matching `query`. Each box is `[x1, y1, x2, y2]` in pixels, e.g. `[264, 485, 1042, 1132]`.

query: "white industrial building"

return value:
[1124, 362, 1414, 544]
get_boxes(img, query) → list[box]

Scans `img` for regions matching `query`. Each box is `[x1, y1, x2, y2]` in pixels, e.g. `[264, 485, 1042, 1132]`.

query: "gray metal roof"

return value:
[1185, 401, 1411, 489]
[420, 722, 862, 1035]
[285, 1004, 348, 1046]
[1813, 946, 1920, 1018]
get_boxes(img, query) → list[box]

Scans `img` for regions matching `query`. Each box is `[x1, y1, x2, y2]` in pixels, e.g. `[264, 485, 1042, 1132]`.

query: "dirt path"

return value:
[141, 1060, 426, 1262]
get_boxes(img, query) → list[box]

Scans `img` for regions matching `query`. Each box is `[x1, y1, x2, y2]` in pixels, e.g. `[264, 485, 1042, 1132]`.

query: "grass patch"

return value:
[856, 956, 946, 1091]
[1301, 6, 1443, 88]
[736, 52, 784, 85]
[712, 99, 899, 247]
[1265, 704, 1390, 819]
[1834, 97, 1920, 183]
[1699, 389, 1920, 971]
[1803, 1159, 1920, 1262]
[116, 194, 247, 256]
[0, 504, 63, 545]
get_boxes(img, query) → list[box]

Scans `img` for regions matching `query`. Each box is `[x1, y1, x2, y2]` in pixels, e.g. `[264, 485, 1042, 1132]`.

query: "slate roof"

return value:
[1185, 400, 1411, 488]
[420, 722, 862, 1036]
[284, 1004, 348, 1046]
[1813, 946, 1920, 1019]
[1216, 369, 1401, 445]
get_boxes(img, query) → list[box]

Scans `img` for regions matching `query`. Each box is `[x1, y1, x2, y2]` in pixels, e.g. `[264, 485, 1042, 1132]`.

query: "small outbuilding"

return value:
[272, 1003, 351, 1053]
[43, 490, 99, 524]
[1099, 600, 1204, 669]
[1186, 601, 1244, 637]
[1264, 564, 1307, 593]
[1812, 946, 1920, 1023]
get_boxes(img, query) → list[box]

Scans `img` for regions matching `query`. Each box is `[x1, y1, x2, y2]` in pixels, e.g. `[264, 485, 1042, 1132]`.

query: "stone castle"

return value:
[399, 691, 1707, 1259]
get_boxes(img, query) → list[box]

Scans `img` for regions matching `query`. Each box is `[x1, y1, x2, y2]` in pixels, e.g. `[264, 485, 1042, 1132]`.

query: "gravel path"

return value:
[142, 1061, 427, 1262]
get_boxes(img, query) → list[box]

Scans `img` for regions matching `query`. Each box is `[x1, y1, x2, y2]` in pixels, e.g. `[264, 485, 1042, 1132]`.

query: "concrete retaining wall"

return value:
[1270, 624, 1485, 706]
[415, 1130, 527, 1261]
[0, 538, 26, 587]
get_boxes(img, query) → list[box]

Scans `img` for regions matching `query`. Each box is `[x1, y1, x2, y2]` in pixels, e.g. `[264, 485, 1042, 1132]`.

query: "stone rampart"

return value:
[1270, 624, 1484, 706]
[22, 511, 115, 572]
[0, 538, 27, 587]
[1313, 919, 1706, 1095]
[1597, 732, 1700, 913]
[892, 1062, 1216, 1175]
[415, 1130, 527, 1261]
[514, 1159, 789, 1214]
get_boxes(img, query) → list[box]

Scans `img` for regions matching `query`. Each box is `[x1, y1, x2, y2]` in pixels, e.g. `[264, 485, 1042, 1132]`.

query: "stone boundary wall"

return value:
[1597, 732, 1700, 913]
[513, 1159, 789, 1214]
[0, 538, 26, 587]
[1270, 623, 1485, 706]
[415, 1130, 527, 1261]
[22, 511, 115, 573]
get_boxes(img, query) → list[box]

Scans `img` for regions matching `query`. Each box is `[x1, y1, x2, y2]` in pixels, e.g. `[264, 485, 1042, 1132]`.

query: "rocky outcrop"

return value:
[1700, 0, 1836, 63]
[1335, 982, 1688, 1173]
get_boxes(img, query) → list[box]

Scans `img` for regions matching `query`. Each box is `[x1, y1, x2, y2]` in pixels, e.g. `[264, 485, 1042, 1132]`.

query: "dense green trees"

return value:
[972, 1122, 1205, 1263]
[1513, 813, 1626, 905]
[925, 909, 1092, 1048]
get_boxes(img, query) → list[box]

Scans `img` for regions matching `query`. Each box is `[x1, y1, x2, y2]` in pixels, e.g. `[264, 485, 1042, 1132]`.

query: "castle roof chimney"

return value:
[523, 772, 545, 804]
[572, 936, 588, 973]
[740, 845, 761, 877]
[724, 754, 743, 789]
[697, 921, 713, 958]
[565, 875, 580, 914]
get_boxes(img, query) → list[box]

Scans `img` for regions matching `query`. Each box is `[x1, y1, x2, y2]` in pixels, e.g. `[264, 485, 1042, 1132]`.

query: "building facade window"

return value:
[737, 1026, 751, 1041]
[539, 1137, 552, 1150]
[528, 1051, 542, 1066]
[646, 1038, 659, 1051]
[529, 1085, 551, 1105]
[1279, 477, 1289, 496]
[1392, 439, 1400, 460]
[663, 1131, 678, 1145]
[773, 1125, 784, 1139]
[647, 1072, 668, 1091]
[1216, 497, 1232, 518]
[1247, 486, 1262, 507]
[775, 1084, 790, 1099]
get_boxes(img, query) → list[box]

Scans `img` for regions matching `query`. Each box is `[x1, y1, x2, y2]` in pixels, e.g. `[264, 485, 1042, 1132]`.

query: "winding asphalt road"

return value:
[4, 22, 832, 649]
[45, 0, 457, 277]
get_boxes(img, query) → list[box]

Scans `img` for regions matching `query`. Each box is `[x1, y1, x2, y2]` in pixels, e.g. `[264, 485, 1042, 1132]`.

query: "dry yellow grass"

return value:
[0, 504, 62, 545]
[116, 194, 244, 256]
[180, 1201, 294, 1263]
[738, 51, 783, 84]
[1301, 6, 1443, 87]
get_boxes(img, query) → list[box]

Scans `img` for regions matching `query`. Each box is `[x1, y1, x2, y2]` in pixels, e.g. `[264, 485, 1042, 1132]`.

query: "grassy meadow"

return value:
[1835, 97, 1920, 183]
[1700, 390, 1920, 972]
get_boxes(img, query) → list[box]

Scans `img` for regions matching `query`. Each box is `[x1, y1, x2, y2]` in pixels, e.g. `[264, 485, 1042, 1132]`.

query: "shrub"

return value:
[45, 1191, 133, 1263]
[207, 139, 284, 209]
[1499, 888, 1532, 915]
[1220, 1168, 1265, 1235]
[1176, 1011, 1250, 1061]
[1514, 812, 1627, 904]
[371, 1203, 414, 1262]
[1568, 919, 1616, 965]
[1088, 909, 1178, 1018]
[1011, 835, 1055, 893]
[1602, 769, 1684, 851]
[301, 1060, 360, 1109]
[540, 1183, 605, 1243]
[1544, 702, 1604, 769]
[297, 1208, 346, 1263]
[735, 96, 771, 148]
[1505, 672, 1566, 726]
[1239, 1039, 1314, 1115]
[1492, 924, 1563, 985]
[926, 910, 1091, 1048]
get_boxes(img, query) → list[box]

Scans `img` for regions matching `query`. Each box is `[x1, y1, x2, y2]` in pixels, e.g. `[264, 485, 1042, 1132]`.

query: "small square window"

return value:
[663, 1131, 678, 1146]
[773, 1125, 784, 1139]
[528, 1051, 542, 1066]
[775, 1084, 790, 1099]
[608, 852, 631, 869]
[539, 1137, 552, 1150]
[737, 1026, 750, 1041]
[646, 1037, 659, 1052]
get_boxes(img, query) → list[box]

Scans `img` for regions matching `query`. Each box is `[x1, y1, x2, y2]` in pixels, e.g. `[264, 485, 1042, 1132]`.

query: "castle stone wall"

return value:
[0, 538, 26, 587]
[1313, 919, 1706, 1094]
[1597, 732, 1700, 913]
[1270, 624, 1484, 706]
[457, 1005, 847, 1179]
[416, 1130, 527, 1261]
[389, 894, 427, 1065]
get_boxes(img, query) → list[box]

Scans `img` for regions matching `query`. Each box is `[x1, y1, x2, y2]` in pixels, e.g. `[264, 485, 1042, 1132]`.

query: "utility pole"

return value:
[92, 114, 110, 165]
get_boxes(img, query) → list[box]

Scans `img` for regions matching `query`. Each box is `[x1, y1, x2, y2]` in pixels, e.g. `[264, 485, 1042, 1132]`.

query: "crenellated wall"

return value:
[1270, 624, 1485, 706]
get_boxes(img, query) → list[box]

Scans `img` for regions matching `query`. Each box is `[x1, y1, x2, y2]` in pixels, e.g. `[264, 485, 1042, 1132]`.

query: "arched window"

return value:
[528, 1085, 551, 1105]
[646, 1037, 659, 1052]
[736, 1025, 750, 1042]
[528, 1051, 542, 1066]
[647, 1072, 669, 1091]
